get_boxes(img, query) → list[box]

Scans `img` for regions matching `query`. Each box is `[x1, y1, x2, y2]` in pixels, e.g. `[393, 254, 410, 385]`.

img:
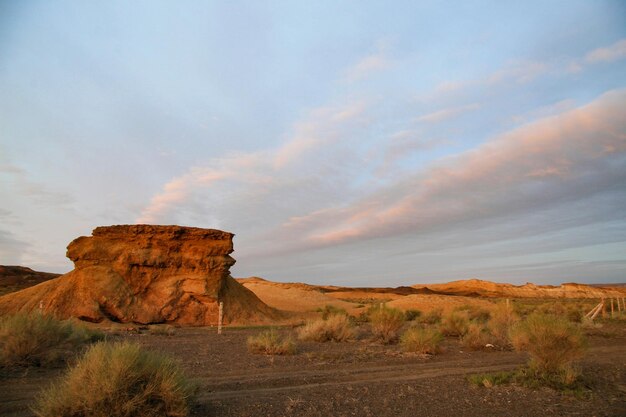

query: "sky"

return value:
[1, 1, 625, 286]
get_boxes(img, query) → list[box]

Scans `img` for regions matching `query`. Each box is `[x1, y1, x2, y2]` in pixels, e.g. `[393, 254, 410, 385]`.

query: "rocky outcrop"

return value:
[0, 225, 281, 325]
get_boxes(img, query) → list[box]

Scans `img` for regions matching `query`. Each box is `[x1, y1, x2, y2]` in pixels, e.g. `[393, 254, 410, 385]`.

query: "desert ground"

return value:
[1, 318, 625, 417]
[2, 267, 626, 416]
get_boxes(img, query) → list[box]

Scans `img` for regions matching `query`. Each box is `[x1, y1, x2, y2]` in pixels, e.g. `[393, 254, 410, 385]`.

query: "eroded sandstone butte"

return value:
[0, 225, 280, 325]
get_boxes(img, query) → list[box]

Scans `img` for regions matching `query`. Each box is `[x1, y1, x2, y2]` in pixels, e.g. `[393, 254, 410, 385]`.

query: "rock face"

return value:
[0, 225, 280, 325]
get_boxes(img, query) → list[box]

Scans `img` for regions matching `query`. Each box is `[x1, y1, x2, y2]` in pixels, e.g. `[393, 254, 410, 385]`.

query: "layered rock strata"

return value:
[0, 225, 280, 325]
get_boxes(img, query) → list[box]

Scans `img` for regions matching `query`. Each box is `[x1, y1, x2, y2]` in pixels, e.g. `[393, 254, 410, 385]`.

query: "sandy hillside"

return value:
[423, 278, 626, 298]
[236, 277, 357, 314]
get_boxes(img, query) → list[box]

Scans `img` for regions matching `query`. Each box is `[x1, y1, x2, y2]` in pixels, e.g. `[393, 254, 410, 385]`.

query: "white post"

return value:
[611, 299, 615, 317]
[586, 302, 602, 319]
[591, 302, 603, 320]
[218, 301, 224, 335]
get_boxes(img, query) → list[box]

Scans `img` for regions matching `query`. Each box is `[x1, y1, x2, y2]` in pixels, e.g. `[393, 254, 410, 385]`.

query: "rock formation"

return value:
[0, 225, 281, 325]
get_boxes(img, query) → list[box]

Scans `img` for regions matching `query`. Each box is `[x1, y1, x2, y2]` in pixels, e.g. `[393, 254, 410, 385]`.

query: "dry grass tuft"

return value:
[418, 308, 443, 325]
[487, 302, 519, 348]
[369, 305, 405, 344]
[0, 312, 104, 367]
[400, 327, 443, 354]
[510, 313, 586, 382]
[439, 311, 470, 337]
[33, 341, 195, 417]
[247, 329, 296, 355]
[298, 315, 356, 342]
[148, 324, 176, 336]
[461, 323, 493, 350]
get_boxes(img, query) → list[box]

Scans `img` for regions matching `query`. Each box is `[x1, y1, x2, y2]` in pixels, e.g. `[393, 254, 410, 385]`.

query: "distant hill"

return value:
[0, 265, 60, 296]
[420, 278, 626, 298]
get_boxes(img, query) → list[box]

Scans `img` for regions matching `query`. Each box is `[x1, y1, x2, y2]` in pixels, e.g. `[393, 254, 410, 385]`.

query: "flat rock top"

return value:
[92, 224, 234, 240]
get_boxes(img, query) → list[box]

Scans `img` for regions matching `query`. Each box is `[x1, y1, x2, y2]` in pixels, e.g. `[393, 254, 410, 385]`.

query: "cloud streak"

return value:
[280, 89, 626, 249]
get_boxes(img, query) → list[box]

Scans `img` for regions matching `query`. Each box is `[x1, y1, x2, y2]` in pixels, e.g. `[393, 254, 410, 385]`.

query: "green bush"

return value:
[400, 327, 443, 354]
[369, 305, 405, 344]
[298, 314, 356, 342]
[247, 329, 296, 355]
[510, 313, 586, 381]
[33, 341, 195, 417]
[0, 312, 104, 367]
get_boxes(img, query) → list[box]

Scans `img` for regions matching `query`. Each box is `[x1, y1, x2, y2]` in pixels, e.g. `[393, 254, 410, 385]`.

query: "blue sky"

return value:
[1, 1, 625, 285]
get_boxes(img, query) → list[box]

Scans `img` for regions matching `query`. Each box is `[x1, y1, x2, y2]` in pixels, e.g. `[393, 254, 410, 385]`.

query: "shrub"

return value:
[455, 305, 490, 323]
[419, 308, 442, 325]
[404, 309, 422, 321]
[33, 341, 195, 417]
[510, 313, 586, 379]
[149, 324, 176, 336]
[317, 305, 348, 320]
[487, 302, 519, 348]
[461, 323, 492, 350]
[297, 315, 355, 342]
[439, 312, 470, 337]
[400, 327, 443, 354]
[0, 312, 104, 367]
[247, 329, 296, 355]
[369, 305, 405, 344]
[467, 370, 516, 387]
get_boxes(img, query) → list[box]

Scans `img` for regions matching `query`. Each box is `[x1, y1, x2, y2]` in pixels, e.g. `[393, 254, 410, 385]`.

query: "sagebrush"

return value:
[369, 305, 405, 344]
[33, 341, 195, 417]
[510, 313, 586, 383]
[298, 314, 356, 342]
[247, 329, 296, 355]
[439, 312, 470, 337]
[400, 327, 443, 354]
[0, 312, 104, 367]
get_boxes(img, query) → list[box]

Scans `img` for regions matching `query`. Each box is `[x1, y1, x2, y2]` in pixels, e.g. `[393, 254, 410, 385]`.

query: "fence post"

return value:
[218, 301, 224, 335]
[590, 301, 603, 320]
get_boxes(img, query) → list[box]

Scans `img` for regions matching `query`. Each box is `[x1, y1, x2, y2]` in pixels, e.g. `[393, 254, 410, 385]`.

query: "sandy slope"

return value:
[237, 277, 356, 314]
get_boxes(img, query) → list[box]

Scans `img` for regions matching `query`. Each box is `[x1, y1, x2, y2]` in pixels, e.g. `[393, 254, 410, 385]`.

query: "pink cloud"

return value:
[284, 89, 626, 247]
[585, 39, 626, 63]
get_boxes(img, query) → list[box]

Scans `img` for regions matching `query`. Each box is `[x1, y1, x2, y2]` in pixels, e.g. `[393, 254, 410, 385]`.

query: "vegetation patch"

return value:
[460, 323, 493, 350]
[316, 305, 348, 320]
[439, 312, 470, 337]
[468, 367, 591, 396]
[0, 312, 104, 367]
[400, 327, 443, 354]
[33, 341, 195, 417]
[487, 302, 519, 348]
[247, 329, 296, 355]
[369, 305, 405, 344]
[298, 314, 356, 342]
[510, 313, 586, 382]
[148, 324, 176, 336]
